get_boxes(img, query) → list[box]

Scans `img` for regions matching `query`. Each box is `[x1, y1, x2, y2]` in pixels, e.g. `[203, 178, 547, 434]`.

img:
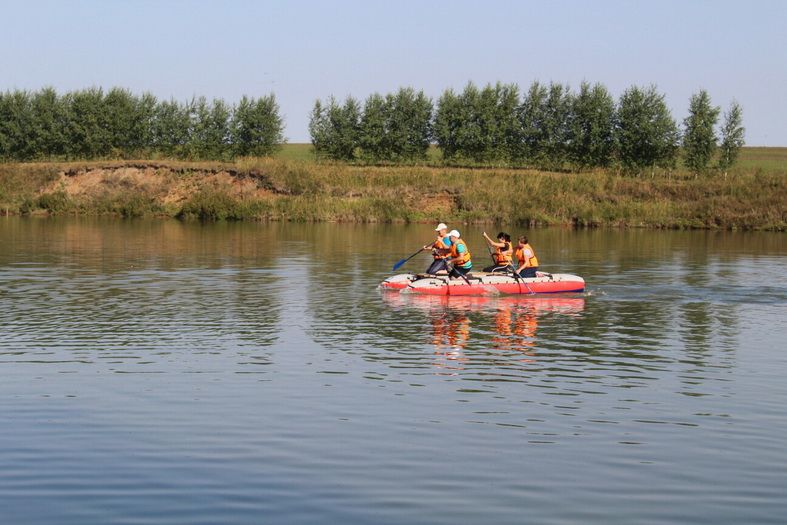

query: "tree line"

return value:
[0, 87, 284, 161]
[310, 82, 745, 173]
[0, 83, 746, 173]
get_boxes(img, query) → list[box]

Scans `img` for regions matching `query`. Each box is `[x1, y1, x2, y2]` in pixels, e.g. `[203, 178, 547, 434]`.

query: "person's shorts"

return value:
[520, 267, 537, 278]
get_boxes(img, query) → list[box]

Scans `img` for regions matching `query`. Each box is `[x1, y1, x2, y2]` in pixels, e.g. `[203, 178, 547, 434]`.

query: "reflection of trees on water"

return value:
[676, 301, 739, 395]
[0, 219, 284, 370]
[563, 296, 739, 393]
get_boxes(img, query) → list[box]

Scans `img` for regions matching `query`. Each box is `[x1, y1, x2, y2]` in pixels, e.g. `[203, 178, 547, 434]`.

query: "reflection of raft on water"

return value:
[380, 271, 585, 296]
[381, 289, 585, 316]
[383, 290, 585, 360]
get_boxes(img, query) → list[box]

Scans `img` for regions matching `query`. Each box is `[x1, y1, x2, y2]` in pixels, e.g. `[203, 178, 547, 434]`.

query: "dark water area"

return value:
[1, 218, 785, 524]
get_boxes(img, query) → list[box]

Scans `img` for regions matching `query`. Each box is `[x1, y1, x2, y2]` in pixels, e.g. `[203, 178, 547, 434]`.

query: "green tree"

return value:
[29, 87, 68, 159]
[381, 87, 432, 162]
[569, 81, 615, 169]
[130, 92, 157, 155]
[189, 97, 231, 160]
[63, 87, 111, 159]
[467, 83, 495, 163]
[440, 83, 484, 163]
[153, 99, 192, 158]
[104, 87, 138, 156]
[359, 93, 388, 161]
[682, 89, 720, 173]
[615, 85, 680, 174]
[308, 96, 360, 161]
[437, 82, 510, 164]
[495, 83, 521, 164]
[540, 82, 573, 170]
[231, 94, 284, 157]
[433, 88, 462, 161]
[0, 90, 34, 160]
[308, 99, 330, 159]
[516, 82, 545, 165]
[717, 100, 745, 176]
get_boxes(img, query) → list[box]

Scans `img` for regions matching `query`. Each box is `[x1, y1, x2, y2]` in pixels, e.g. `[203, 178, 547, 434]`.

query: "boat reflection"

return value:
[381, 293, 585, 371]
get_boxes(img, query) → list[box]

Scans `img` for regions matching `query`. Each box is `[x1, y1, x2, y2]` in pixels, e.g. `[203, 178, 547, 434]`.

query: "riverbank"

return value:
[0, 155, 785, 230]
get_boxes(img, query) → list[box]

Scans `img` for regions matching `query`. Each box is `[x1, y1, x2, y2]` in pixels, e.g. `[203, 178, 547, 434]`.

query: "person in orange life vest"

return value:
[422, 222, 452, 274]
[514, 235, 539, 278]
[447, 229, 472, 279]
[482, 231, 513, 273]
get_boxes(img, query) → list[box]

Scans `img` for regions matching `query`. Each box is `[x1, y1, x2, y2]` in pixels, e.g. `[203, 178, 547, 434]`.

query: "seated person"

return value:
[423, 222, 452, 274]
[514, 236, 539, 278]
[447, 229, 472, 279]
[482, 231, 513, 273]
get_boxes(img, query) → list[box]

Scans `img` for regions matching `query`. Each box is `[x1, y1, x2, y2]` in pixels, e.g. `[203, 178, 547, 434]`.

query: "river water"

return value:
[0, 218, 785, 524]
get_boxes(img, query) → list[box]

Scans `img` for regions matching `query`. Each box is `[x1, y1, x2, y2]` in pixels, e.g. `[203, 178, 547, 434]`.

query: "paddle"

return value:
[505, 258, 538, 294]
[509, 264, 534, 294]
[445, 260, 472, 285]
[484, 240, 498, 268]
[392, 241, 432, 271]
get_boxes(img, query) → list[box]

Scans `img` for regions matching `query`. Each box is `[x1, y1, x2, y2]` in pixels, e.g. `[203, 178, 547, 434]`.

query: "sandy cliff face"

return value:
[47, 164, 275, 208]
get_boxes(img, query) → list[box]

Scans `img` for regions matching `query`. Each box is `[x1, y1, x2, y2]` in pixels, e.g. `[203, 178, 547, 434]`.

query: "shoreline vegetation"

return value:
[1, 145, 785, 231]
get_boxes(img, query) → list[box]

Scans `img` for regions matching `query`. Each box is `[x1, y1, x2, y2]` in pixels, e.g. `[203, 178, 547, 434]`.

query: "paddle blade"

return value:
[392, 259, 407, 271]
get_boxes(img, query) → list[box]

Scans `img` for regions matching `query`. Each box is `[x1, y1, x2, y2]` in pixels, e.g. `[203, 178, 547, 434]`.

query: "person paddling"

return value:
[482, 231, 513, 273]
[514, 235, 539, 278]
[423, 222, 452, 274]
[447, 229, 472, 279]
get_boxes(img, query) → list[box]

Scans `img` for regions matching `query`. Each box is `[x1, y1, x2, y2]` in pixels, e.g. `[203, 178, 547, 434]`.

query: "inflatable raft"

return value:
[380, 271, 584, 296]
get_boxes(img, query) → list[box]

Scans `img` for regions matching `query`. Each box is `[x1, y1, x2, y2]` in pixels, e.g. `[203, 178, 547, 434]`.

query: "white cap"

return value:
[448, 229, 461, 238]
[435, 223, 448, 231]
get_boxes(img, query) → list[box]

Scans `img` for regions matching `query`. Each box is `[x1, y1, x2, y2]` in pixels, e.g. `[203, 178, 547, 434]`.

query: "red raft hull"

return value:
[381, 273, 585, 296]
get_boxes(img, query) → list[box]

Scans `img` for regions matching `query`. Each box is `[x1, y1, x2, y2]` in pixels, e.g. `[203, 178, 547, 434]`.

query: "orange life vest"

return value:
[450, 239, 471, 266]
[494, 242, 513, 265]
[432, 236, 451, 259]
[515, 243, 539, 268]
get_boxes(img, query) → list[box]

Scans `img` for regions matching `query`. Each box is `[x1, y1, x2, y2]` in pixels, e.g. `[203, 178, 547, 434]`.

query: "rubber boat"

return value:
[380, 271, 584, 296]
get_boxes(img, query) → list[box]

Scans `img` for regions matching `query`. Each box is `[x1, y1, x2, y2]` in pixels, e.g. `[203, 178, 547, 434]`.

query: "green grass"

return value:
[733, 147, 787, 174]
[277, 144, 787, 171]
[273, 143, 444, 163]
[275, 143, 316, 162]
[1, 150, 785, 230]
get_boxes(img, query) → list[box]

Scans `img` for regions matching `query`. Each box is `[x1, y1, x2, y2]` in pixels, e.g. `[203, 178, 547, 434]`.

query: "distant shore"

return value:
[0, 148, 785, 230]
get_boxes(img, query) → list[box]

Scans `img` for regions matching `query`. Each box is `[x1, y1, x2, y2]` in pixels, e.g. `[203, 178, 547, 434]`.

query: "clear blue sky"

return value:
[2, 0, 785, 145]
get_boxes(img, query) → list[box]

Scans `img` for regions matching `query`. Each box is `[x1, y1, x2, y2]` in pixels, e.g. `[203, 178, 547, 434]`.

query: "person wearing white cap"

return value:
[447, 229, 473, 279]
[422, 222, 453, 274]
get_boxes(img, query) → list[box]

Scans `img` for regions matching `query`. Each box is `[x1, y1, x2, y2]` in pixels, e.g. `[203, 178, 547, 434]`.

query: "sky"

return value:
[1, 0, 786, 145]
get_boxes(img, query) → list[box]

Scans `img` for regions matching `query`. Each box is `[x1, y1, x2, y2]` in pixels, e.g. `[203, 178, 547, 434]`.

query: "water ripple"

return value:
[1, 219, 786, 524]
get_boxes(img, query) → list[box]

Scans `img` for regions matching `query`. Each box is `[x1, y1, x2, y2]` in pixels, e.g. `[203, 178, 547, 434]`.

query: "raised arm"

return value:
[482, 231, 505, 248]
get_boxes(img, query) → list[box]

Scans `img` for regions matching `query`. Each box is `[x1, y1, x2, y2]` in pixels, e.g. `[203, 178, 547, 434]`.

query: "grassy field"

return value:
[275, 143, 446, 163]
[275, 143, 316, 162]
[732, 147, 787, 174]
[277, 144, 787, 173]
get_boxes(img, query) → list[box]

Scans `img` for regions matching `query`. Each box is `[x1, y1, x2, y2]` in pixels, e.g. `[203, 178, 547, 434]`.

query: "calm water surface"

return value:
[1, 218, 785, 524]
